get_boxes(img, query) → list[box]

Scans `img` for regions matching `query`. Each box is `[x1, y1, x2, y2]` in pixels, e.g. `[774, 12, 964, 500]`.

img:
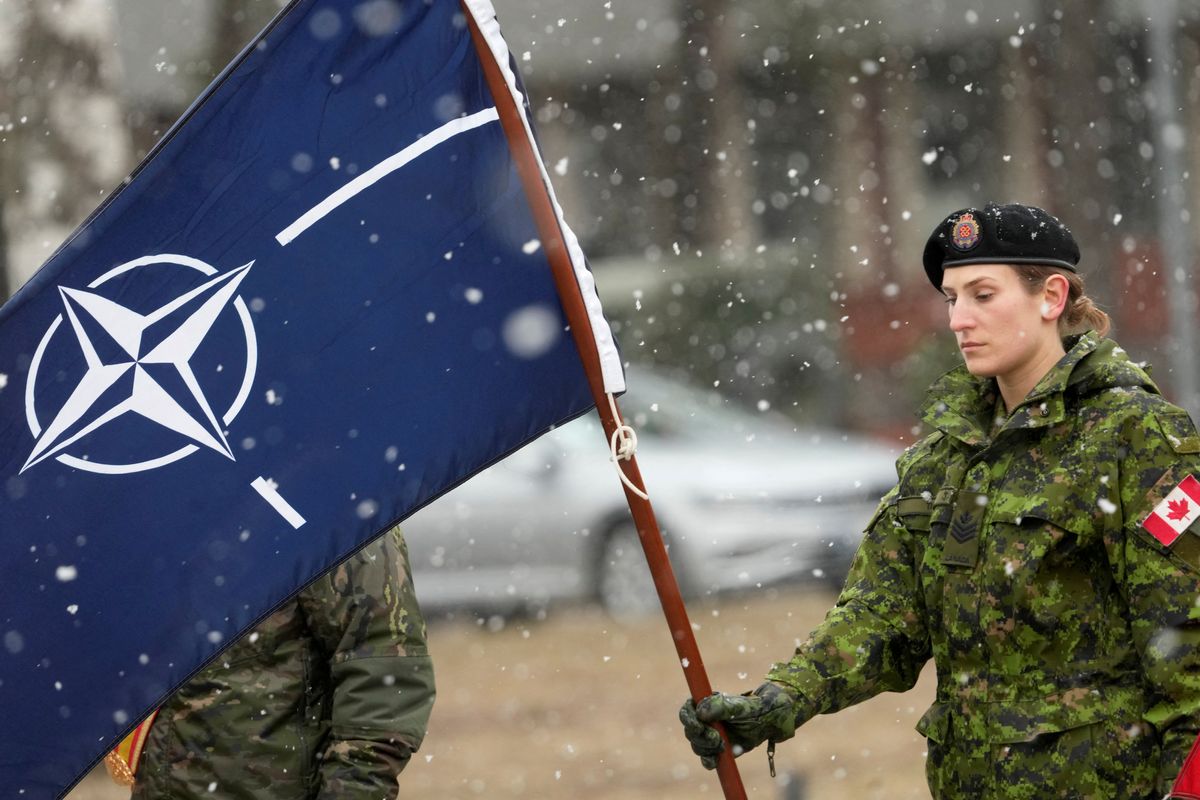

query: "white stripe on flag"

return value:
[275, 106, 500, 246]
[251, 477, 307, 529]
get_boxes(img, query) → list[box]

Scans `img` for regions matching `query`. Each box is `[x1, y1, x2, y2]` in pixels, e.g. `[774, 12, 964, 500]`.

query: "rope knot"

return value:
[610, 423, 638, 462]
[606, 392, 649, 500]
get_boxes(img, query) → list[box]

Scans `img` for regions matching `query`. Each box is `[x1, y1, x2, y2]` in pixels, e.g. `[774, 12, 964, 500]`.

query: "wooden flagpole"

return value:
[464, 6, 749, 799]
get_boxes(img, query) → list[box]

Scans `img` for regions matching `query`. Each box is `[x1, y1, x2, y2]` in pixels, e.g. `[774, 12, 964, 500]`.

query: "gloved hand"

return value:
[678, 681, 799, 770]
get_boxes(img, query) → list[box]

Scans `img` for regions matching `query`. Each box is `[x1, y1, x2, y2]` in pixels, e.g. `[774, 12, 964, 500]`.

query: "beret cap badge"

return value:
[951, 212, 981, 251]
[922, 202, 1080, 291]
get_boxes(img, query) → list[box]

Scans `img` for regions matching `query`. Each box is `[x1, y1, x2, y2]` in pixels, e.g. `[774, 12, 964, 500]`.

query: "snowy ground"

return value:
[68, 585, 935, 799]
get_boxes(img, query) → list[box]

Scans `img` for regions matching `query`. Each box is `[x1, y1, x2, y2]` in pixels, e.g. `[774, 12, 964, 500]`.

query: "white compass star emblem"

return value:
[22, 261, 255, 474]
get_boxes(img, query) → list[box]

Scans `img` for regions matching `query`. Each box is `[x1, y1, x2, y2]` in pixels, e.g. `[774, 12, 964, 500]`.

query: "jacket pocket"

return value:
[986, 504, 1089, 586]
[986, 686, 1143, 744]
[916, 685, 1145, 745]
[982, 497, 1119, 662]
[990, 688, 1159, 797]
[987, 491, 1100, 544]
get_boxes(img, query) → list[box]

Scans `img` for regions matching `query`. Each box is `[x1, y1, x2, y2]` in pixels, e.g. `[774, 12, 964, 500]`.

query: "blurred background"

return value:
[6, 0, 1200, 431]
[5, 0, 1199, 797]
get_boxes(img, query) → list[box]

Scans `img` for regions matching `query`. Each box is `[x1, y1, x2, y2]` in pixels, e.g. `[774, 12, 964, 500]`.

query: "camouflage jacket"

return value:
[767, 333, 1200, 798]
[132, 527, 435, 799]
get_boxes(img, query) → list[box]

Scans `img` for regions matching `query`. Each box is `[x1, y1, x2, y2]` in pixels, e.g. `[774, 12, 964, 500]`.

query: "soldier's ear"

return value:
[1041, 273, 1069, 321]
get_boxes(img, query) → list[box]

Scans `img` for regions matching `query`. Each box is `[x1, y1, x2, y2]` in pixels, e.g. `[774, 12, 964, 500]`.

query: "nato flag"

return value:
[0, 0, 623, 795]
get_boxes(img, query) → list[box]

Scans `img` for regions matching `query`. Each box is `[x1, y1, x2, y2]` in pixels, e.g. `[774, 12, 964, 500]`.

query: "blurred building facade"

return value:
[3, 0, 1200, 436]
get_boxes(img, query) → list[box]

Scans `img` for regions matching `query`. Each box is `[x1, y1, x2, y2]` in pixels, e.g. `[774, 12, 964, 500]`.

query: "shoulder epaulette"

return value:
[1151, 408, 1200, 455]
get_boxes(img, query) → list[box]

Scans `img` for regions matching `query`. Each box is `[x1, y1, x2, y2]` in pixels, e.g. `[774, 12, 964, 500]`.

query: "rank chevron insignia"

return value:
[950, 511, 978, 543]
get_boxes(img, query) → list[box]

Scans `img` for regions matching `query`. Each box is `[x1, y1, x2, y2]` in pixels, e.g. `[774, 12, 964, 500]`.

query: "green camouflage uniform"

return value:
[766, 333, 1200, 798]
[132, 527, 435, 799]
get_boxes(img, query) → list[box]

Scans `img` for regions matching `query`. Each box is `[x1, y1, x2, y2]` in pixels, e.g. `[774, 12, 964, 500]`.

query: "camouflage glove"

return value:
[678, 681, 800, 770]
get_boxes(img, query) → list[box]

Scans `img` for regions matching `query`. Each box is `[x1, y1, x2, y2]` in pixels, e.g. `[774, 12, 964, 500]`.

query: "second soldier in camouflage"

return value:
[132, 527, 434, 799]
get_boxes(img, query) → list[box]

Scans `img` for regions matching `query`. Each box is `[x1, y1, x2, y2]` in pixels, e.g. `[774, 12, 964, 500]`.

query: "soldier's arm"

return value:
[300, 526, 436, 800]
[1115, 410, 1200, 794]
[765, 488, 932, 724]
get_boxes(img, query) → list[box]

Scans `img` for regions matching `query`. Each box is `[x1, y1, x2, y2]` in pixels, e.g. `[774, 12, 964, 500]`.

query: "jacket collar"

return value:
[920, 332, 1157, 447]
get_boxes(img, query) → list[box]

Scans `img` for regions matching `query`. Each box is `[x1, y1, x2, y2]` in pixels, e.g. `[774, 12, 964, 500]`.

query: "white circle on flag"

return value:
[23, 254, 257, 475]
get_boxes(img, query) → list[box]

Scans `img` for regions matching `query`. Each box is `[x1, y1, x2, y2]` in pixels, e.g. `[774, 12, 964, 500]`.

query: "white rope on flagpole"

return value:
[606, 392, 648, 500]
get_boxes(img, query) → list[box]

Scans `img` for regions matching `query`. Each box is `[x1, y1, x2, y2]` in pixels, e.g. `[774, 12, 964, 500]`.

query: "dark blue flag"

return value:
[0, 0, 623, 795]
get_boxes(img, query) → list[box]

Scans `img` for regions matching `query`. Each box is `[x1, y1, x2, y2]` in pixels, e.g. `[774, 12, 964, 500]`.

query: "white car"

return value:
[404, 369, 899, 617]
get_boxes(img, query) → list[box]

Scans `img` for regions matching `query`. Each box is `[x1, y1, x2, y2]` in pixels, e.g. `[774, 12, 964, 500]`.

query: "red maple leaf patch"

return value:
[1167, 498, 1192, 522]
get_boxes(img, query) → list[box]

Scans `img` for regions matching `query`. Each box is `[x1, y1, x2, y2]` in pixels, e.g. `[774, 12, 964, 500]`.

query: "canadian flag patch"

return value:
[1143, 474, 1200, 547]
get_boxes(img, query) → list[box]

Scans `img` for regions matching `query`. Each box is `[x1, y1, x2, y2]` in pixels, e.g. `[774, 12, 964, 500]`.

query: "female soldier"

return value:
[680, 203, 1200, 798]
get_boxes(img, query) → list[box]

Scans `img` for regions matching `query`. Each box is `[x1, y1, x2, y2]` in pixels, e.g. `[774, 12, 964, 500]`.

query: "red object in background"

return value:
[841, 285, 943, 368]
[1113, 239, 1169, 339]
[1171, 732, 1200, 799]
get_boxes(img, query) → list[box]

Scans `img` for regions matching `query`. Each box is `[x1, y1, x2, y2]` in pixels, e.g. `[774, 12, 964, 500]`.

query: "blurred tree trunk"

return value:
[0, 5, 29, 299]
[676, 0, 760, 256]
[0, 0, 131, 292]
[212, 0, 279, 66]
[998, 40, 1053, 207]
[1031, 0, 1118, 306]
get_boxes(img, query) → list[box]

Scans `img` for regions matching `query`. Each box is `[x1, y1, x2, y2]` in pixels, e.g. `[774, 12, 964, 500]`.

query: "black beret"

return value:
[922, 202, 1080, 291]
